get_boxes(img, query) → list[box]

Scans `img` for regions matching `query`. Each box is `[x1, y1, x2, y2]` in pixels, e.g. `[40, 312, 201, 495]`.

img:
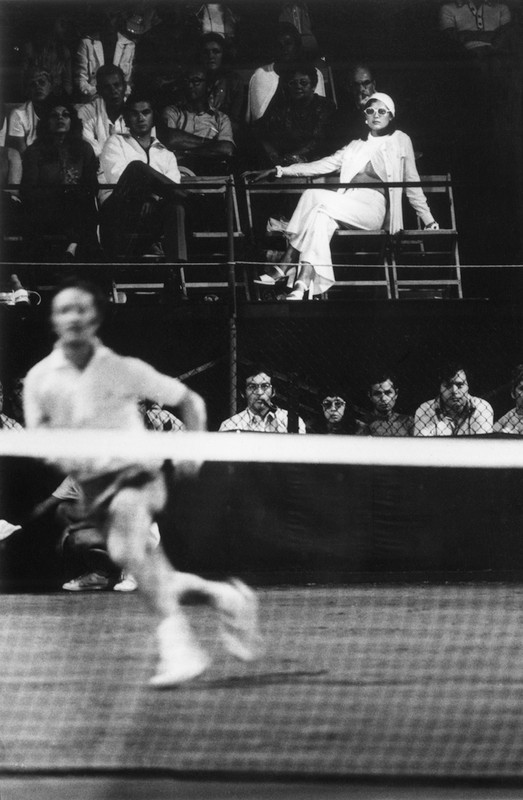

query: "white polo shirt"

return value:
[24, 341, 189, 477]
[24, 341, 187, 431]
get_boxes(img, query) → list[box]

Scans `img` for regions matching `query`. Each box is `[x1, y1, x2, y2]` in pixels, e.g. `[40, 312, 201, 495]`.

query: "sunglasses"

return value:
[364, 107, 389, 117]
[322, 398, 345, 410]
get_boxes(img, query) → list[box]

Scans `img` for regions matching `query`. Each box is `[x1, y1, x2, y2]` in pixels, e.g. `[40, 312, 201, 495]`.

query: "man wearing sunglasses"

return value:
[219, 367, 306, 433]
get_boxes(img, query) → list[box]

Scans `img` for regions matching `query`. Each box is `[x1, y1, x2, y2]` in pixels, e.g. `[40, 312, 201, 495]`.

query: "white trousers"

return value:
[285, 188, 387, 295]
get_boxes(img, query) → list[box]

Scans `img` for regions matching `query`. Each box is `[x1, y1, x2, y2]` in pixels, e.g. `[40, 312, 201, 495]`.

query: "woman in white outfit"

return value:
[248, 92, 439, 300]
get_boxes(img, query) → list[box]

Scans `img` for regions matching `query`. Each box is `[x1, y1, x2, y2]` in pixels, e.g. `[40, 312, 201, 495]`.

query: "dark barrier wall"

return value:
[2, 456, 523, 590]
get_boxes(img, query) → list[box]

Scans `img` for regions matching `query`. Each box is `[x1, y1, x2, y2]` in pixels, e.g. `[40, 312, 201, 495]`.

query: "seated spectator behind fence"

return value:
[252, 61, 335, 168]
[356, 373, 413, 436]
[315, 391, 357, 434]
[7, 68, 55, 186]
[21, 13, 73, 98]
[0, 381, 23, 430]
[246, 22, 325, 123]
[58, 473, 159, 593]
[77, 65, 128, 158]
[20, 99, 99, 262]
[200, 33, 244, 134]
[414, 363, 493, 436]
[158, 64, 234, 174]
[75, 9, 136, 102]
[99, 91, 187, 268]
[330, 62, 376, 150]
[493, 365, 523, 434]
[219, 366, 306, 432]
[139, 400, 185, 432]
[249, 92, 438, 300]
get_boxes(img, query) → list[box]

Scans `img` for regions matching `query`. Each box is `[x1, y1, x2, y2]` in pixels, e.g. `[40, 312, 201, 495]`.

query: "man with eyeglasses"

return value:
[329, 62, 376, 150]
[356, 374, 413, 437]
[219, 368, 306, 433]
[158, 64, 234, 172]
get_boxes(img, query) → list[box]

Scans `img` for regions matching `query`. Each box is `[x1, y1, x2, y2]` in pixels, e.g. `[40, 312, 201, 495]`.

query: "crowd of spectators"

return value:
[1, 0, 522, 267]
[0, 354, 519, 591]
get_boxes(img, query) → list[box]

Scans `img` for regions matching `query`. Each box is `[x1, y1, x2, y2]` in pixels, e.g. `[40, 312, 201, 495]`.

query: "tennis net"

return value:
[1, 431, 523, 782]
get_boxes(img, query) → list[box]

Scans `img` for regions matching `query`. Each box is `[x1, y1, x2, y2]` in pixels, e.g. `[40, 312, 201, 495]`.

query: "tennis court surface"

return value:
[2, 584, 523, 798]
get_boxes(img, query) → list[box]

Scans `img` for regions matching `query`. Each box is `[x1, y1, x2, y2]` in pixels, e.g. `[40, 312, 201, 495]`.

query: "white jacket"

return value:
[75, 34, 135, 98]
[99, 133, 181, 202]
[280, 130, 435, 234]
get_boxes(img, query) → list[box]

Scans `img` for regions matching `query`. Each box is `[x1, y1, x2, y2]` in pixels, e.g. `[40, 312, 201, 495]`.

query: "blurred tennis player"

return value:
[23, 278, 262, 687]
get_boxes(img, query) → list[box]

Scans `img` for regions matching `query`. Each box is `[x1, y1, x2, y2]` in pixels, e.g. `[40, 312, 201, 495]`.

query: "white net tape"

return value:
[0, 429, 521, 467]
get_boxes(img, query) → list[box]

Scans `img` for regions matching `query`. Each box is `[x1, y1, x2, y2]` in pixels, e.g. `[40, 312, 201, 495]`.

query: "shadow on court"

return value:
[2, 585, 523, 796]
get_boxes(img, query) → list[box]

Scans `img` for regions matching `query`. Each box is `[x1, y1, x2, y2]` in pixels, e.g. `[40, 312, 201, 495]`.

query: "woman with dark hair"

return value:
[249, 92, 439, 300]
[21, 99, 99, 261]
[253, 61, 334, 167]
[200, 32, 244, 133]
[315, 392, 358, 435]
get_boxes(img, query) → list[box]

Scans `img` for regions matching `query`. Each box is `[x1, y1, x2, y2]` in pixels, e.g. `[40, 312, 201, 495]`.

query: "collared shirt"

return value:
[24, 340, 187, 431]
[24, 340, 189, 478]
[77, 97, 128, 157]
[493, 407, 523, 434]
[413, 395, 493, 436]
[162, 106, 234, 144]
[219, 407, 306, 433]
[439, 1, 511, 49]
[99, 132, 181, 202]
[8, 101, 39, 146]
[357, 411, 413, 437]
[0, 413, 23, 431]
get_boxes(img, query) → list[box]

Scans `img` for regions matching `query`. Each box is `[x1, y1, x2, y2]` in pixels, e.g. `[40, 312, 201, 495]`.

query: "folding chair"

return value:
[390, 173, 462, 299]
[179, 171, 250, 301]
[243, 173, 392, 299]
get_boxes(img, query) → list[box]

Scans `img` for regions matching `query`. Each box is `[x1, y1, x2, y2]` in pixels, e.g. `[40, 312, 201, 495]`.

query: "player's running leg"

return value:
[171, 572, 263, 661]
[105, 477, 209, 688]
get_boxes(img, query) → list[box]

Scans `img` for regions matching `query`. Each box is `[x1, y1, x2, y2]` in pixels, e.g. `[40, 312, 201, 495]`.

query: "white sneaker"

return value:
[217, 579, 263, 661]
[149, 616, 209, 689]
[113, 572, 138, 592]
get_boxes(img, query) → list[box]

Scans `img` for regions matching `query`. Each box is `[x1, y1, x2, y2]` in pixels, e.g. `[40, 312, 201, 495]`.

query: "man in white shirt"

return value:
[219, 367, 307, 433]
[414, 363, 493, 436]
[77, 65, 128, 158]
[6, 68, 54, 186]
[99, 90, 187, 269]
[23, 279, 262, 686]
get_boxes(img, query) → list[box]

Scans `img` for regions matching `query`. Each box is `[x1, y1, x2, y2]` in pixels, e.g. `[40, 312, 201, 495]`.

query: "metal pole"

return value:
[226, 178, 238, 416]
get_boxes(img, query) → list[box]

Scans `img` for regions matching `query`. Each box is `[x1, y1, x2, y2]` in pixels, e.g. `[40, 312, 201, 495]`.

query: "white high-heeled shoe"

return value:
[254, 265, 286, 286]
[286, 280, 309, 300]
